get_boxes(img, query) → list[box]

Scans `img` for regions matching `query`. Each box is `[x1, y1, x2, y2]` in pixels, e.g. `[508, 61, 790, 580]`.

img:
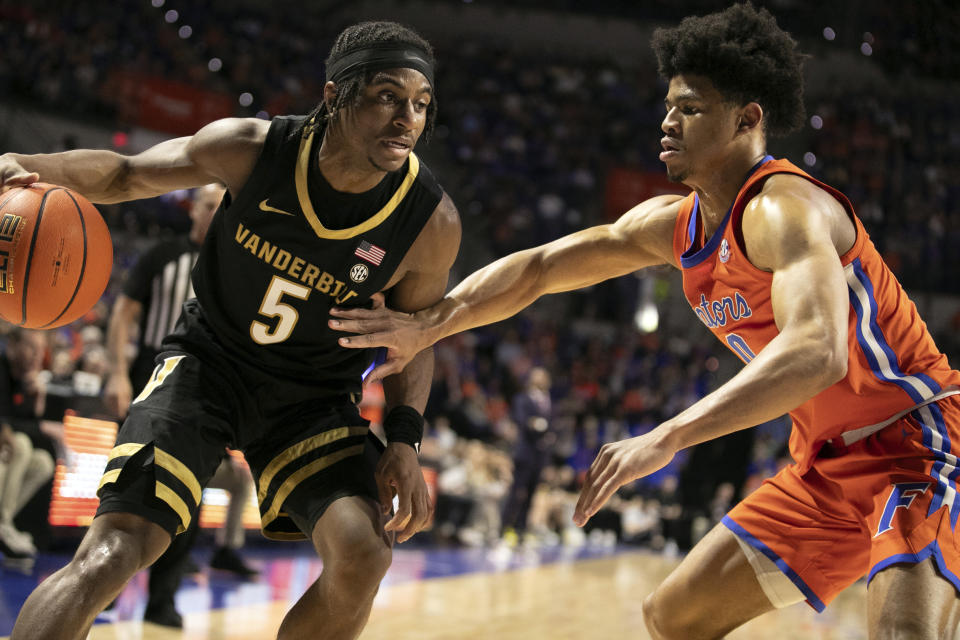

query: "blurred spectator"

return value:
[5, 1, 958, 558]
[525, 464, 580, 546]
[500, 367, 554, 546]
[428, 425, 513, 547]
[0, 329, 59, 558]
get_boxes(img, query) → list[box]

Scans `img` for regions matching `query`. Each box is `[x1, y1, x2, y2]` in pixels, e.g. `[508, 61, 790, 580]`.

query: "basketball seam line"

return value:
[19, 187, 55, 326]
[41, 189, 88, 329]
[0, 189, 20, 214]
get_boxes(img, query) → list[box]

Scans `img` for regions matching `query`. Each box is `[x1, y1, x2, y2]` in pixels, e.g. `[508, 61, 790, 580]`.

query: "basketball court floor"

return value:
[0, 542, 868, 639]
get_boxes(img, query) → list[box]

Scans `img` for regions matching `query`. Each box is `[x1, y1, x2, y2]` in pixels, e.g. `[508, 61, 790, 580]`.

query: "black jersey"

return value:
[190, 115, 442, 387]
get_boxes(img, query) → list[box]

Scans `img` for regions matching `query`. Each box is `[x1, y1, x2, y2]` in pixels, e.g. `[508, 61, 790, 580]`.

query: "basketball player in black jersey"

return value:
[0, 21, 460, 640]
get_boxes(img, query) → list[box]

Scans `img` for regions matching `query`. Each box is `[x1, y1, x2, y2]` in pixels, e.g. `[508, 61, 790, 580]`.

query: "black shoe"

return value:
[144, 601, 183, 629]
[209, 546, 258, 577]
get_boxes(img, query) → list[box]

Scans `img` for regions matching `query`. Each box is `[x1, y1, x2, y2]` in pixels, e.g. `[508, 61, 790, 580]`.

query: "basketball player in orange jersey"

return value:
[330, 5, 960, 637]
[0, 21, 459, 640]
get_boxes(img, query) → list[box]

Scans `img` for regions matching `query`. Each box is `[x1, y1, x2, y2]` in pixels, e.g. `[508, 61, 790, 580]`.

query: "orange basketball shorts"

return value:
[724, 395, 960, 611]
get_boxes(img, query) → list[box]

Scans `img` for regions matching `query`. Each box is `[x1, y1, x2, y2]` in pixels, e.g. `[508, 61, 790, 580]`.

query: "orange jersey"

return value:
[671, 156, 960, 475]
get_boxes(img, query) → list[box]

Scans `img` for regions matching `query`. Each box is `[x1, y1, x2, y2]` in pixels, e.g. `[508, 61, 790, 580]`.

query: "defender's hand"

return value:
[0, 158, 39, 192]
[375, 442, 432, 543]
[573, 431, 677, 527]
[103, 373, 133, 419]
[329, 293, 433, 385]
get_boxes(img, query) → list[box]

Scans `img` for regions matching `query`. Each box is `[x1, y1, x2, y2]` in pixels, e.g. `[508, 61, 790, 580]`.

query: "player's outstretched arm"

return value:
[373, 193, 461, 543]
[331, 194, 683, 381]
[574, 176, 854, 525]
[0, 118, 266, 203]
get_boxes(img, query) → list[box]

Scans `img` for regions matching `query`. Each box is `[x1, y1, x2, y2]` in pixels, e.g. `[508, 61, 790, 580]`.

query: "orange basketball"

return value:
[0, 183, 113, 329]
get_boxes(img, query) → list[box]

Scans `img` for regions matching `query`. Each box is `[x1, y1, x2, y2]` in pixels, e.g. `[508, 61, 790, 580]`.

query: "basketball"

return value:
[0, 183, 112, 329]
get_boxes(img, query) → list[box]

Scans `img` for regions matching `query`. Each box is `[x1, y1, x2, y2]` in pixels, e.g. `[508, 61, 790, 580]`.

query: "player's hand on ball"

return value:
[376, 442, 433, 543]
[0, 158, 39, 192]
[329, 293, 434, 384]
[573, 430, 677, 527]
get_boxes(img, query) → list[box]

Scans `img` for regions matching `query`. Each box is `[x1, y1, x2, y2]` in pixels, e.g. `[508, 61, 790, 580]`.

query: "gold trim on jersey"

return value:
[97, 468, 121, 491]
[295, 124, 420, 239]
[106, 442, 145, 461]
[101, 442, 202, 510]
[97, 469, 193, 533]
[156, 481, 193, 533]
[259, 444, 366, 531]
[256, 426, 369, 503]
[154, 448, 203, 506]
[263, 532, 307, 541]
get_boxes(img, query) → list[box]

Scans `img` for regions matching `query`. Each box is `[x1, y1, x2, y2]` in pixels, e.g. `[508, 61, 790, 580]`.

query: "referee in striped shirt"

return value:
[106, 184, 223, 401]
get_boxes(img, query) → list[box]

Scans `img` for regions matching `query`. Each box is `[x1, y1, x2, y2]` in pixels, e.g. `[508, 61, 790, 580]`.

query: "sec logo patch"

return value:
[349, 263, 369, 283]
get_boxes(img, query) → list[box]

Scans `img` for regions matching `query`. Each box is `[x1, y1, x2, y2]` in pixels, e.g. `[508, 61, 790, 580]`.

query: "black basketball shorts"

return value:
[96, 348, 381, 541]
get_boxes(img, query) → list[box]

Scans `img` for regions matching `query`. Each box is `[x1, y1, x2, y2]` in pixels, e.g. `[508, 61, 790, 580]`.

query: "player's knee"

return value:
[73, 516, 170, 584]
[70, 532, 144, 587]
[642, 591, 670, 640]
[330, 536, 392, 592]
[642, 589, 691, 640]
[350, 537, 392, 580]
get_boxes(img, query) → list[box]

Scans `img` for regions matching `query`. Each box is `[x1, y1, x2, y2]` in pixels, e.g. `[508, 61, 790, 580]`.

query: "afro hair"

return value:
[651, 3, 806, 137]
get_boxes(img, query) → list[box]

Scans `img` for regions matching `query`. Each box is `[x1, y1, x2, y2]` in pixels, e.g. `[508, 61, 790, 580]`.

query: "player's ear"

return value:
[323, 81, 338, 111]
[737, 102, 763, 134]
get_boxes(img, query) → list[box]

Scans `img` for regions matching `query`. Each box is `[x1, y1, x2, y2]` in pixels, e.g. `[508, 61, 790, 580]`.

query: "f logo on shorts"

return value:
[875, 482, 930, 537]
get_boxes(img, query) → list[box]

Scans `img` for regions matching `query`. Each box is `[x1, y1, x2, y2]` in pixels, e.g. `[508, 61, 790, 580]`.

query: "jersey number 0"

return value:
[250, 275, 311, 344]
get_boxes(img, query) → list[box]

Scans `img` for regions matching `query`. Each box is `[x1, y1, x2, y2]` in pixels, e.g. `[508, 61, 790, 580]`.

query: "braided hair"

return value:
[300, 21, 438, 141]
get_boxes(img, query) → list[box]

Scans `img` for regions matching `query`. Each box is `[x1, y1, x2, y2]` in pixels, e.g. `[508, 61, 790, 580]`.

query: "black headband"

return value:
[326, 46, 435, 88]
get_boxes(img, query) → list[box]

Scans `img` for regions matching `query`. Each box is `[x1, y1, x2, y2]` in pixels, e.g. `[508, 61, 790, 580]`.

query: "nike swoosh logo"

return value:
[259, 199, 297, 216]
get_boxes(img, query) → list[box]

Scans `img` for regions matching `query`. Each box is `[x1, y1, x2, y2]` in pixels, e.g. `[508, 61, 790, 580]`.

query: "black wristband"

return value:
[383, 405, 425, 452]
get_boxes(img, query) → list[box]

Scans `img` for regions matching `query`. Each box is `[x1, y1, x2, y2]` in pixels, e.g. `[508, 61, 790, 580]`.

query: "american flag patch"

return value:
[354, 240, 386, 266]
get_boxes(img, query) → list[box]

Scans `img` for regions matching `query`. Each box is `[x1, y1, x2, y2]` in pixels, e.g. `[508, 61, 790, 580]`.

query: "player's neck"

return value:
[693, 150, 768, 237]
[315, 138, 387, 194]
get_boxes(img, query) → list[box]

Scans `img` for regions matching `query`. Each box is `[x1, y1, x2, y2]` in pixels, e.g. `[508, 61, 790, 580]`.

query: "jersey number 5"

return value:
[250, 275, 311, 345]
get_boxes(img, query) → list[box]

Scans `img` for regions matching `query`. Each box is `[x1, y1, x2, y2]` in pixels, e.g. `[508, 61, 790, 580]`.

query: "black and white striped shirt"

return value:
[123, 237, 199, 354]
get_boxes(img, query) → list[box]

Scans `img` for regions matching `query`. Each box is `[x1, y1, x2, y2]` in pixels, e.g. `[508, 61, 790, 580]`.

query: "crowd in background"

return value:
[2, 1, 958, 292]
[1, 0, 959, 555]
